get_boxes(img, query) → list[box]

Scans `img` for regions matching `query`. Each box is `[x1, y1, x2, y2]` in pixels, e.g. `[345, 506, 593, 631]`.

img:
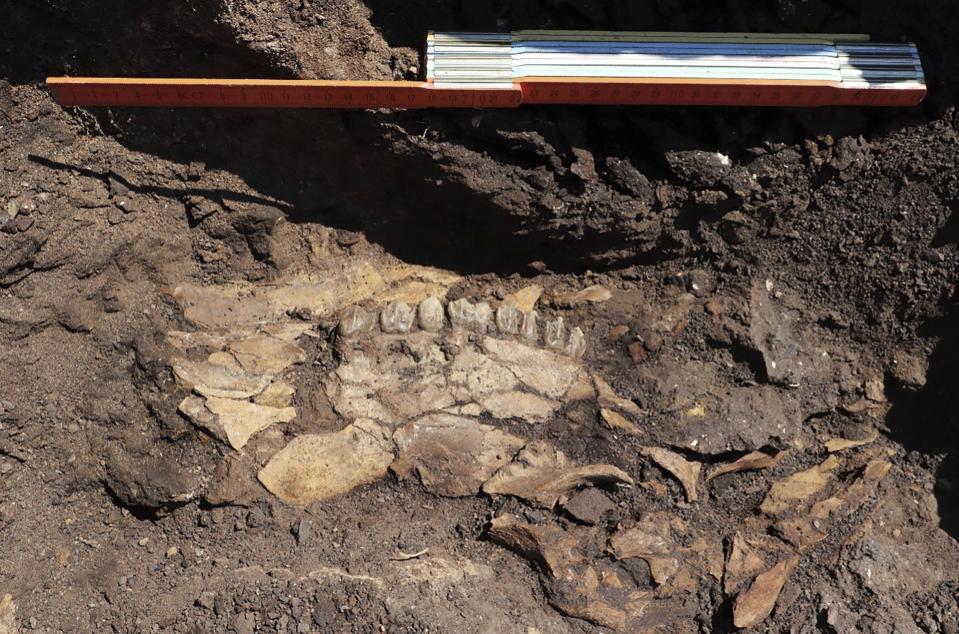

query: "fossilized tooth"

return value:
[474, 302, 493, 333]
[380, 301, 415, 333]
[448, 298, 476, 330]
[495, 304, 523, 335]
[417, 297, 445, 332]
[544, 317, 567, 351]
[566, 327, 586, 359]
[338, 305, 375, 337]
[521, 310, 539, 343]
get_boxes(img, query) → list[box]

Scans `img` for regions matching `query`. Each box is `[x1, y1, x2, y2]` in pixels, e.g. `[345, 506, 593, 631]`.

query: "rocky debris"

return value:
[760, 456, 839, 516]
[482, 442, 633, 508]
[636, 359, 801, 453]
[732, 557, 799, 629]
[391, 414, 525, 497]
[562, 488, 616, 525]
[665, 150, 750, 192]
[103, 446, 198, 510]
[684, 270, 715, 298]
[604, 157, 655, 204]
[179, 395, 295, 450]
[749, 280, 817, 386]
[707, 451, 784, 482]
[641, 447, 702, 502]
[205, 458, 255, 506]
[889, 350, 928, 390]
[257, 419, 394, 505]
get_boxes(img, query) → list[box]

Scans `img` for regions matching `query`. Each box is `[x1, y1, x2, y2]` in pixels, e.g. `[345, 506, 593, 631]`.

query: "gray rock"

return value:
[196, 591, 216, 610]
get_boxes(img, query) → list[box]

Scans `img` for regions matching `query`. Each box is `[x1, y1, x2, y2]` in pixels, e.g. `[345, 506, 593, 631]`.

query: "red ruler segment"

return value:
[47, 78, 524, 109]
[519, 79, 927, 107]
[46, 77, 925, 109]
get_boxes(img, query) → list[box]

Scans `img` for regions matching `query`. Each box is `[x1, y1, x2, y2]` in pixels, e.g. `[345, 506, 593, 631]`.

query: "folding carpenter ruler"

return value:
[46, 30, 927, 109]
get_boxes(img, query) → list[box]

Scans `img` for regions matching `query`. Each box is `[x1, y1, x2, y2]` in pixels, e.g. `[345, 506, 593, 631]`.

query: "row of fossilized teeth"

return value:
[338, 297, 586, 359]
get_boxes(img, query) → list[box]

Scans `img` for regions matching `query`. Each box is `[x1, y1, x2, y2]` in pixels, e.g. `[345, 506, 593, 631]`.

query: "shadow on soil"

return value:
[886, 210, 959, 540]
[4, 0, 958, 275]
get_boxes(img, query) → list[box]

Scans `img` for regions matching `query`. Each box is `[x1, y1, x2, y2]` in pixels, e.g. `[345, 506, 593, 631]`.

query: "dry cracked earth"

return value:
[2, 0, 959, 633]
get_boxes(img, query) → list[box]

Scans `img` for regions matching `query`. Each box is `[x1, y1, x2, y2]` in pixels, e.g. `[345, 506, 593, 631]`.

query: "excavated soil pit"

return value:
[1, 1, 959, 632]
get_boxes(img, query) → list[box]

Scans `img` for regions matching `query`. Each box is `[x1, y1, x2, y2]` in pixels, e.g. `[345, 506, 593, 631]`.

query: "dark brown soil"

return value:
[1, 1, 958, 633]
